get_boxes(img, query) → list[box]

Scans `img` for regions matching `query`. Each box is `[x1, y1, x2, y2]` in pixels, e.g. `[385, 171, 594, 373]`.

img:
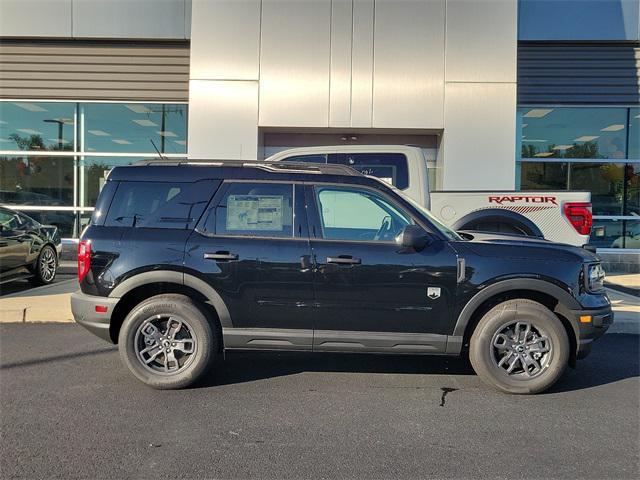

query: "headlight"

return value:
[584, 263, 605, 293]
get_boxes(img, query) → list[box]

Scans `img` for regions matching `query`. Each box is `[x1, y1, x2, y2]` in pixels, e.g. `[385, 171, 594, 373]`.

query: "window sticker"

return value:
[226, 195, 284, 231]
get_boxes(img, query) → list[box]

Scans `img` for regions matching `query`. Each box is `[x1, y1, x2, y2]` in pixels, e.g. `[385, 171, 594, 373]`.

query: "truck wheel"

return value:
[30, 244, 58, 285]
[469, 299, 569, 394]
[118, 294, 217, 389]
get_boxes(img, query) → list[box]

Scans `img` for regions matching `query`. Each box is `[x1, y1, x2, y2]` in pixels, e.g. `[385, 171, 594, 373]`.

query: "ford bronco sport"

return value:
[71, 160, 613, 393]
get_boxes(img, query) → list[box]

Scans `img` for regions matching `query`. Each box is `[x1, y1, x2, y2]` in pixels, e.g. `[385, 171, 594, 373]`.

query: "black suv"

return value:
[71, 161, 613, 393]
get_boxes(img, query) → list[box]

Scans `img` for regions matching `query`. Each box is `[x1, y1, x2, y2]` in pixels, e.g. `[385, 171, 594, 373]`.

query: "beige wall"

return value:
[187, 0, 517, 188]
[441, 0, 518, 190]
[1, 0, 518, 188]
[0, 0, 191, 39]
[189, 0, 517, 189]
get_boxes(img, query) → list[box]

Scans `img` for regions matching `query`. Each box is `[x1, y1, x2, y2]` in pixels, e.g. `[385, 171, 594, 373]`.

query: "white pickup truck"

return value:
[266, 145, 593, 247]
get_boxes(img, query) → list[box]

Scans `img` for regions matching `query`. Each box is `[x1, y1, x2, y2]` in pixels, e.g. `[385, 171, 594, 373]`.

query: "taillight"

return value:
[77, 240, 91, 281]
[563, 202, 593, 236]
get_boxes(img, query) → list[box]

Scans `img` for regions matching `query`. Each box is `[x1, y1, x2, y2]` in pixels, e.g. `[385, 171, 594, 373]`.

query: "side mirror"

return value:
[396, 225, 431, 250]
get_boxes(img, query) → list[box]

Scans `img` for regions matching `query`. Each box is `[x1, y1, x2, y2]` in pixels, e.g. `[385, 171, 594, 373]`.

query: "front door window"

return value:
[315, 186, 412, 242]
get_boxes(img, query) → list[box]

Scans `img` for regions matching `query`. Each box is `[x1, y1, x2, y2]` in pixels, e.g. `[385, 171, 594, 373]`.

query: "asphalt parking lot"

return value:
[1, 324, 638, 479]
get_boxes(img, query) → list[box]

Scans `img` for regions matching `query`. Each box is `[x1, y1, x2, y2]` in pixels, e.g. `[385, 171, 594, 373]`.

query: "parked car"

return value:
[0, 206, 61, 286]
[71, 160, 612, 394]
[610, 221, 640, 249]
[266, 146, 593, 247]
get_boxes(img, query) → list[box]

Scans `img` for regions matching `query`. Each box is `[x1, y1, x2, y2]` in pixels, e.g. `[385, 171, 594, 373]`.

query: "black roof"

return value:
[108, 159, 365, 183]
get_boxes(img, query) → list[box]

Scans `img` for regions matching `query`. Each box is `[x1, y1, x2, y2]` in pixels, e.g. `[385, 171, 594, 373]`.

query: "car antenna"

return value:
[150, 139, 167, 161]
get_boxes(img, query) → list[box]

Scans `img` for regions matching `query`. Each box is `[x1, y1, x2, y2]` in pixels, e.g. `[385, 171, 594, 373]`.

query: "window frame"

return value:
[197, 180, 306, 241]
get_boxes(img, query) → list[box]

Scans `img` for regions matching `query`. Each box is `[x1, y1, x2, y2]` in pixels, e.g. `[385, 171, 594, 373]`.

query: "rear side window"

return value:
[104, 180, 218, 229]
[208, 182, 294, 237]
[336, 153, 409, 190]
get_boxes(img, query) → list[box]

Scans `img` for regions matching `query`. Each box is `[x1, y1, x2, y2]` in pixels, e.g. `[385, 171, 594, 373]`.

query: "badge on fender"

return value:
[427, 287, 441, 299]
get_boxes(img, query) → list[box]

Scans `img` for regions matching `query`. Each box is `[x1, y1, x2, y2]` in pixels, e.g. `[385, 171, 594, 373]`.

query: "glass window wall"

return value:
[518, 106, 640, 249]
[518, 0, 640, 41]
[0, 101, 187, 238]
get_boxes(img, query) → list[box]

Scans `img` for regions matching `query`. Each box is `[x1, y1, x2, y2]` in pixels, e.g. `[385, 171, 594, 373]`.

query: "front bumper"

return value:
[70, 291, 119, 343]
[568, 304, 614, 360]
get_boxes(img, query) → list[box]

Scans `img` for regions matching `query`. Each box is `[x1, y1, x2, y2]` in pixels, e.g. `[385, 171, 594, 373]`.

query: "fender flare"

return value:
[109, 270, 232, 328]
[452, 278, 581, 338]
[452, 209, 543, 237]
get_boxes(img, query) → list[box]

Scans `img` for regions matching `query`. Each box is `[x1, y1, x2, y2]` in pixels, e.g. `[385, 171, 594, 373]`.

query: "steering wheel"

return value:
[374, 215, 393, 241]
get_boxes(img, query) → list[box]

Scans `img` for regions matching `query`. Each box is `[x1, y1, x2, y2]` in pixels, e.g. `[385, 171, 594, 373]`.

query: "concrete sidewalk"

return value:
[1, 281, 637, 334]
[607, 288, 640, 334]
[0, 279, 76, 323]
[605, 273, 640, 297]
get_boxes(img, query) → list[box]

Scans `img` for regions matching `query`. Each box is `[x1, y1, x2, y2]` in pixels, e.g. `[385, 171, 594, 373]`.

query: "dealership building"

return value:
[0, 0, 639, 263]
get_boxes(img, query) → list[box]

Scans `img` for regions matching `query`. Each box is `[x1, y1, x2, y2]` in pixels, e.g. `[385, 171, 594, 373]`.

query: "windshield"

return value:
[386, 184, 462, 241]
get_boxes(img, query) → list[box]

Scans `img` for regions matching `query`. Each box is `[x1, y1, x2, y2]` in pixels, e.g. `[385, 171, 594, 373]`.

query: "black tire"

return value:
[469, 299, 569, 394]
[118, 294, 218, 389]
[30, 244, 58, 286]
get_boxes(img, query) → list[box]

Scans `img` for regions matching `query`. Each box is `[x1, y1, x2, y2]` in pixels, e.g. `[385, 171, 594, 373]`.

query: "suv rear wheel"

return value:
[118, 294, 217, 389]
[469, 299, 569, 394]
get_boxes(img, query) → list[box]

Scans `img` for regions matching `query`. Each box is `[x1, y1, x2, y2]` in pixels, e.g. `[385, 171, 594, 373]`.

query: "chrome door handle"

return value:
[204, 252, 238, 261]
[326, 256, 361, 265]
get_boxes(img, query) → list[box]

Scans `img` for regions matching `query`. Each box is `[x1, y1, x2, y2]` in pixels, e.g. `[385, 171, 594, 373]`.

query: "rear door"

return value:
[306, 183, 458, 353]
[185, 181, 315, 350]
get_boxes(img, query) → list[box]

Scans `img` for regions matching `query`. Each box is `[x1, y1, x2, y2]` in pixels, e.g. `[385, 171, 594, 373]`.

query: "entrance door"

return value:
[306, 184, 458, 353]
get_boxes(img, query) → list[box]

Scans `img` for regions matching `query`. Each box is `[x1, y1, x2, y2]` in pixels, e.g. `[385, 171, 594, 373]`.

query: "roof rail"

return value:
[131, 158, 362, 176]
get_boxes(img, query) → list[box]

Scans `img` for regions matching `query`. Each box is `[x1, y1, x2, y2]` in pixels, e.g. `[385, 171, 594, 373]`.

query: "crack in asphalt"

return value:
[439, 387, 458, 406]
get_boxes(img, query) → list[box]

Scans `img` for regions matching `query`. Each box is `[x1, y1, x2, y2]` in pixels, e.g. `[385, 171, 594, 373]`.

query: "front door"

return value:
[306, 184, 458, 353]
[185, 182, 315, 350]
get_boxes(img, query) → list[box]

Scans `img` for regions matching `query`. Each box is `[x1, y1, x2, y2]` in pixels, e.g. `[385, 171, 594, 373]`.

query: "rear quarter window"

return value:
[104, 180, 219, 229]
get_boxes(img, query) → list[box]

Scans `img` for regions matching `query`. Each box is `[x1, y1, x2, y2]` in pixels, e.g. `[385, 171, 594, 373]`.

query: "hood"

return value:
[456, 230, 599, 263]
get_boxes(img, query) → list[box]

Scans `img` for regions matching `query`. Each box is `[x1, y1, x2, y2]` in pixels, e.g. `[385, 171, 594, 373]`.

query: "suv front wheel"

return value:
[118, 294, 218, 389]
[469, 299, 569, 394]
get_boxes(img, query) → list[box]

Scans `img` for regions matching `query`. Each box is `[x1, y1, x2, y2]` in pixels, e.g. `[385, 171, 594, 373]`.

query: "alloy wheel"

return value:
[490, 321, 553, 378]
[39, 248, 57, 282]
[134, 315, 197, 375]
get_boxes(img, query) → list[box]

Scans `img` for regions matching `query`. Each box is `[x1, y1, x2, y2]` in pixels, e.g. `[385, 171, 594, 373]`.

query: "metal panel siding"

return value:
[0, 0, 72, 37]
[0, 41, 190, 102]
[188, 80, 259, 160]
[518, 42, 640, 104]
[372, 0, 445, 128]
[329, 0, 353, 127]
[351, 0, 375, 127]
[72, 0, 188, 39]
[445, 0, 517, 83]
[189, 0, 261, 80]
[442, 82, 517, 190]
[259, 0, 332, 127]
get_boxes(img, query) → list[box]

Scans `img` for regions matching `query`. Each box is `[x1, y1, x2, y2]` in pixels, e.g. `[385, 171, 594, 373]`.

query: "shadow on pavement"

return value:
[547, 334, 639, 394]
[0, 275, 76, 298]
[197, 334, 639, 393]
[197, 350, 475, 389]
[0, 346, 116, 370]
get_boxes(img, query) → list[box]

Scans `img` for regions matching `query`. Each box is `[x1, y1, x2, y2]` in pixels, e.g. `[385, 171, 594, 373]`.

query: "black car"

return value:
[71, 161, 613, 393]
[0, 206, 61, 286]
